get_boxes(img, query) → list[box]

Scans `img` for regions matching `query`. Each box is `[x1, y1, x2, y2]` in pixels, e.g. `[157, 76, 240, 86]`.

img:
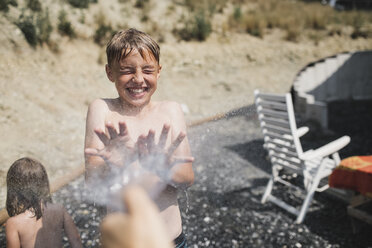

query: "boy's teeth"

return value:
[129, 88, 144, 93]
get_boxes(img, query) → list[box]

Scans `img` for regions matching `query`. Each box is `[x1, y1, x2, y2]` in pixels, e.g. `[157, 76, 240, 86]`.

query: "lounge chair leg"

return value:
[296, 192, 313, 223]
[296, 179, 319, 224]
[262, 177, 274, 203]
[262, 165, 280, 203]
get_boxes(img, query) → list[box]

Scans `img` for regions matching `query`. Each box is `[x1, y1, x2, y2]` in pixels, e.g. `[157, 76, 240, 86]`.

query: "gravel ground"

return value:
[1, 103, 372, 247]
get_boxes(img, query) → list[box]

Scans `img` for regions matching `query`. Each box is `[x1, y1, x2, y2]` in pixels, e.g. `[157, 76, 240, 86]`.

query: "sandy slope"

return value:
[1, 2, 372, 206]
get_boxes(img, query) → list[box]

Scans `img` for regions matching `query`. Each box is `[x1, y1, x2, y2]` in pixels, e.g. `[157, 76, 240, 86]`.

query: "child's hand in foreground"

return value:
[85, 122, 136, 168]
[137, 124, 194, 179]
[100, 186, 173, 248]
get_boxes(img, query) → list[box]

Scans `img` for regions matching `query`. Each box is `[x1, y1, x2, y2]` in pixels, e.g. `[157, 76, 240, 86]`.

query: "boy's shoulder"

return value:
[87, 98, 116, 118]
[88, 98, 112, 110]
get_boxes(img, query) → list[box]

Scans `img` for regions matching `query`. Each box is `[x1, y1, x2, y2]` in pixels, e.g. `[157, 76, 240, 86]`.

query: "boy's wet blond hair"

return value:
[106, 28, 160, 67]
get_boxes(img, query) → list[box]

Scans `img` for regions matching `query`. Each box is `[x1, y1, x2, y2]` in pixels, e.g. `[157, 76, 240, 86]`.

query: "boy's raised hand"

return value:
[136, 124, 194, 180]
[85, 121, 136, 168]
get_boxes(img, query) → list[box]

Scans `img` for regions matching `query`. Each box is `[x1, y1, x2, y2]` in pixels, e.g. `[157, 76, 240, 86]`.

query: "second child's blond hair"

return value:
[106, 28, 160, 67]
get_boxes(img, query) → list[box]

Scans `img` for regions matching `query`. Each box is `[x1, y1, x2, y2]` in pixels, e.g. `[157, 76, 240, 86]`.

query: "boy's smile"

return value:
[106, 49, 161, 109]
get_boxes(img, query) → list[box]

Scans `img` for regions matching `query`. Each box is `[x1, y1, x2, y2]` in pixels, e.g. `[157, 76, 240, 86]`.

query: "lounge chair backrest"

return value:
[254, 90, 303, 173]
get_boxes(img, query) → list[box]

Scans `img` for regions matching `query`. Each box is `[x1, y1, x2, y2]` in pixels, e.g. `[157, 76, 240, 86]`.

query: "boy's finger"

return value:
[137, 135, 148, 157]
[94, 129, 110, 146]
[167, 132, 186, 156]
[169, 156, 194, 168]
[119, 121, 128, 136]
[85, 148, 109, 161]
[158, 124, 170, 149]
[107, 123, 118, 140]
[172, 156, 194, 164]
[84, 148, 98, 156]
[146, 129, 155, 152]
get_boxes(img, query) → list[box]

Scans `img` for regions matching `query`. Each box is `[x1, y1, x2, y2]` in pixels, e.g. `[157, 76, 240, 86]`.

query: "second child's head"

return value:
[105, 28, 162, 108]
[6, 157, 52, 220]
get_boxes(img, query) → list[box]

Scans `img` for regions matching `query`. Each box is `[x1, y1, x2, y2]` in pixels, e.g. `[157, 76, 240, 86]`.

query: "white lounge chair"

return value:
[254, 90, 350, 223]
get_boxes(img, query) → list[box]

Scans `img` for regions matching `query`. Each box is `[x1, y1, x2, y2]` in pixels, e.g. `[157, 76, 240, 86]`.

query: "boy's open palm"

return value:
[85, 121, 136, 168]
[137, 124, 194, 180]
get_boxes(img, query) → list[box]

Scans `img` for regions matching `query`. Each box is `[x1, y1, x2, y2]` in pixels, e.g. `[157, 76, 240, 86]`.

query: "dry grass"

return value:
[16, 8, 53, 47]
[3, 0, 372, 46]
[242, 13, 266, 38]
[183, 0, 226, 14]
[58, 10, 76, 38]
[93, 11, 114, 45]
[173, 10, 212, 41]
[173, 0, 225, 41]
[226, 0, 372, 42]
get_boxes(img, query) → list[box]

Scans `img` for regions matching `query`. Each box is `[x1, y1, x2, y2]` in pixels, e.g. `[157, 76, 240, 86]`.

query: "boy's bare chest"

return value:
[106, 111, 172, 142]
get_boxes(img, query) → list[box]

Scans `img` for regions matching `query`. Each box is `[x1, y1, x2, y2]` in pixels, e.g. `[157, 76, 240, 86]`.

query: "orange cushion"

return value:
[329, 156, 372, 196]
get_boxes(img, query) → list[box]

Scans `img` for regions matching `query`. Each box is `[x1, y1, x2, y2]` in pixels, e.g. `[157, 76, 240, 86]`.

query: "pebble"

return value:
[232, 239, 238, 247]
[203, 216, 211, 223]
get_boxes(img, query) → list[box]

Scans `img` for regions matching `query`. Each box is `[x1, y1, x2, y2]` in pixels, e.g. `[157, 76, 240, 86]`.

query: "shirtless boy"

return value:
[84, 28, 194, 247]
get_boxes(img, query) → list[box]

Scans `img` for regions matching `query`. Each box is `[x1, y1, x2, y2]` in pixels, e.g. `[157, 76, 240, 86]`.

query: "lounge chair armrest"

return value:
[301, 136, 350, 160]
[297, 126, 309, 137]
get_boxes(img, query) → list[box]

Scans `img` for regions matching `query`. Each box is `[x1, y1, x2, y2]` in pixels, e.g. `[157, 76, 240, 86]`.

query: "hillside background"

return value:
[0, 0, 372, 206]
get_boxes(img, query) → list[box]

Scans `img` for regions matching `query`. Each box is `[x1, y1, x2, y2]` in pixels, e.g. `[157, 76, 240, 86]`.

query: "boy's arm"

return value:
[62, 207, 83, 248]
[6, 218, 21, 248]
[168, 102, 194, 189]
[84, 99, 108, 183]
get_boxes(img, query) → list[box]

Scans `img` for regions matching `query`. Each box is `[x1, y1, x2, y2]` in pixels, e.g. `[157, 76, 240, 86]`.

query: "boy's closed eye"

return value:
[142, 66, 156, 74]
[120, 67, 135, 75]
[143, 69, 155, 74]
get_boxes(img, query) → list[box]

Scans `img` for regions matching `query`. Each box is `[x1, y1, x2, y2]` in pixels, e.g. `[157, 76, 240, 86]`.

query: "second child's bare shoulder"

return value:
[6, 214, 22, 227]
[5, 215, 22, 236]
[6, 211, 34, 227]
